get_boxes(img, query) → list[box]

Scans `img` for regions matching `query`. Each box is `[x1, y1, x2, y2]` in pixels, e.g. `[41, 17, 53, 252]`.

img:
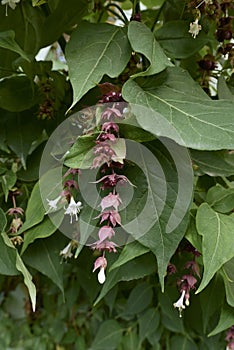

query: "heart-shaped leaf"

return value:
[128, 21, 172, 77]
[66, 22, 131, 107]
[122, 67, 234, 150]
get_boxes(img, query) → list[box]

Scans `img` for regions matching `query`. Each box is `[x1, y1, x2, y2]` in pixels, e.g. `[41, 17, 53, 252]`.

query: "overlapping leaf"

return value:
[190, 150, 234, 176]
[120, 139, 192, 290]
[66, 22, 131, 107]
[1, 232, 36, 311]
[128, 21, 172, 77]
[209, 303, 234, 336]
[0, 209, 19, 276]
[155, 20, 212, 59]
[22, 234, 65, 294]
[0, 30, 29, 61]
[122, 67, 234, 150]
[196, 203, 234, 293]
[221, 258, 234, 307]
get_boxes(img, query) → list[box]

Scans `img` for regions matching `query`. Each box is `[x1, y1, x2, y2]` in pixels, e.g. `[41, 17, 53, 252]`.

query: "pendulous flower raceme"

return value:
[90, 101, 135, 284]
[172, 242, 201, 317]
[226, 326, 234, 350]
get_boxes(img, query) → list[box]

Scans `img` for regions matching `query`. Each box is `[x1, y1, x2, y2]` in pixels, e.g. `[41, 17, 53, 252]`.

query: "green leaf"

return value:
[120, 330, 141, 350]
[0, 207, 7, 233]
[170, 335, 198, 350]
[109, 241, 150, 271]
[0, 170, 17, 202]
[21, 213, 62, 254]
[191, 150, 234, 176]
[0, 76, 38, 112]
[66, 22, 131, 107]
[18, 181, 45, 234]
[1, 232, 36, 311]
[19, 168, 63, 235]
[40, 0, 89, 47]
[3, 283, 28, 319]
[0, 30, 30, 61]
[17, 142, 46, 182]
[185, 211, 203, 254]
[128, 21, 172, 77]
[138, 308, 160, 343]
[206, 184, 234, 213]
[158, 290, 184, 333]
[221, 258, 234, 307]
[217, 76, 234, 101]
[89, 320, 122, 350]
[122, 67, 234, 150]
[22, 233, 65, 294]
[64, 133, 97, 169]
[120, 123, 156, 142]
[5, 111, 43, 168]
[0, 1, 45, 56]
[142, 0, 165, 7]
[125, 282, 153, 316]
[208, 303, 234, 336]
[94, 253, 157, 305]
[122, 139, 191, 290]
[155, 20, 211, 59]
[199, 274, 225, 333]
[0, 209, 19, 276]
[65, 136, 126, 169]
[196, 203, 234, 293]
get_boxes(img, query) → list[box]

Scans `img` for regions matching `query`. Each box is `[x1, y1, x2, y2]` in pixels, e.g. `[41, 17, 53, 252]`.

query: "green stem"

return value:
[151, 0, 166, 31]
[132, 0, 140, 15]
[221, 176, 232, 188]
[105, 3, 129, 24]
[107, 8, 128, 24]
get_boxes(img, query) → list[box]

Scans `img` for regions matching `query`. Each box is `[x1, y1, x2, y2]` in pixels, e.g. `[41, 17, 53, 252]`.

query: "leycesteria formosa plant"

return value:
[0, 0, 234, 348]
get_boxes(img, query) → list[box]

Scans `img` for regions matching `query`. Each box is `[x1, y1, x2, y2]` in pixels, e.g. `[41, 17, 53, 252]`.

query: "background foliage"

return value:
[0, 0, 234, 349]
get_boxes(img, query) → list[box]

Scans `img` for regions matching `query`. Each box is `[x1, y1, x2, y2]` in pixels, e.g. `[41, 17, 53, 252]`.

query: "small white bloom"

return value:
[98, 267, 106, 284]
[173, 290, 186, 317]
[60, 240, 78, 259]
[64, 196, 82, 224]
[60, 242, 73, 259]
[1, 0, 20, 16]
[45, 195, 62, 214]
[189, 19, 202, 38]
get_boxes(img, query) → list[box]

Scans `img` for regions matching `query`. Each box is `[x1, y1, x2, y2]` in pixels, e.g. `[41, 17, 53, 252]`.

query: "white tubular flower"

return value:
[60, 242, 73, 259]
[64, 196, 82, 224]
[189, 19, 202, 38]
[98, 267, 106, 284]
[45, 195, 62, 214]
[60, 240, 78, 259]
[173, 290, 186, 318]
[1, 0, 20, 15]
[93, 256, 107, 284]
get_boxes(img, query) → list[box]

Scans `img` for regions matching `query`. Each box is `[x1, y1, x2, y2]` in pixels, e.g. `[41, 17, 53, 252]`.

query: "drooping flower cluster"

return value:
[90, 99, 134, 284]
[92, 110, 124, 169]
[226, 326, 234, 350]
[45, 168, 82, 223]
[46, 194, 82, 223]
[45, 168, 82, 255]
[6, 190, 24, 245]
[172, 242, 201, 317]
